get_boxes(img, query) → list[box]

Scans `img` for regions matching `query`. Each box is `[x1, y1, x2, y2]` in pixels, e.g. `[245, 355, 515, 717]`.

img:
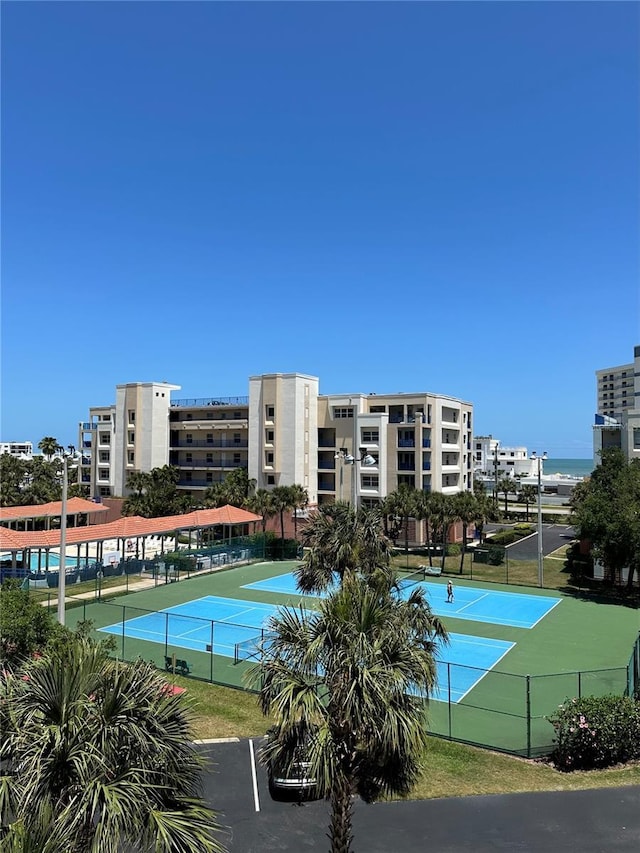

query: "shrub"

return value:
[549, 695, 640, 771]
[513, 523, 534, 536]
[446, 544, 460, 557]
[487, 546, 505, 565]
[488, 530, 517, 546]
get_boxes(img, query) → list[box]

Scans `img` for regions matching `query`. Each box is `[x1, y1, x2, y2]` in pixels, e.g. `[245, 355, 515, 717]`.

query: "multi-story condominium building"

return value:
[593, 345, 640, 465]
[80, 374, 474, 505]
[0, 441, 33, 459]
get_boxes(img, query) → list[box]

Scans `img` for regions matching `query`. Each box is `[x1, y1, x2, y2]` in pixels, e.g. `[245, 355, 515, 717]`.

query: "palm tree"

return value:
[288, 483, 308, 541]
[270, 485, 294, 557]
[383, 485, 417, 559]
[452, 491, 478, 573]
[204, 468, 256, 509]
[247, 488, 276, 534]
[0, 637, 226, 853]
[295, 503, 392, 594]
[518, 484, 538, 522]
[37, 437, 59, 461]
[253, 572, 447, 853]
[414, 490, 436, 567]
[473, 492, 495, 544]
[497, 476, 516, 516]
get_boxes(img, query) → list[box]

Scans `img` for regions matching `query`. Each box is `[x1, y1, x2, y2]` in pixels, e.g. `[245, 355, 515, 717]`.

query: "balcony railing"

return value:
[422, 463, 431, 470]
[178, 460, 246, 469]
[422, 439, 431, 448]
[171, 396, 249, 408]
[397, 463, 416, 471]
[81, 423, 97, 430]
[318, 461, 336, 469]
[398, 439, 415, 448]
[171, 439, 248, 448]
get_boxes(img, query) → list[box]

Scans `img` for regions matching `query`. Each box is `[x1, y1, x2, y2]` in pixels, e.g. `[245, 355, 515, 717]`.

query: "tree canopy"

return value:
[122, 466, 192, 517]
[570, 448, 640, 588]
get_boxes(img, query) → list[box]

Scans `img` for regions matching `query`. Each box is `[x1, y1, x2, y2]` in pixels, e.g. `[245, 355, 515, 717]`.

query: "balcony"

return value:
[171, 396, 249, 408]
[398, 438, 415, 448]
[81, 423, 97, 430]
[422, 438, 431, 448]
[318, 460, 336, 469]
[172, 439, 248, 448]
[422, 462, 431, 471]
[178, 460, 246, 469]
[398, 462, 416, 471]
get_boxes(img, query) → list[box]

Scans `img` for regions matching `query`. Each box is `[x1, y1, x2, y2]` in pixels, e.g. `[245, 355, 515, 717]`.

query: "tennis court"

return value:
[243, 571, 562, 629]
[99, 592, 515, 703]
[99, 595, 282, 660]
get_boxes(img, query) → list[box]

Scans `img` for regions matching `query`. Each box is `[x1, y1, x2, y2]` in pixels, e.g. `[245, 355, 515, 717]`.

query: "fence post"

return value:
[210, 621, 214, 683]
[164, 612, 169, 658]
[121, 606, 126, 659]
[578, 671, 582, 698]
[526, 674, 531, 759]
[506, 554, 509, 585]
[447, 663, 452, 739]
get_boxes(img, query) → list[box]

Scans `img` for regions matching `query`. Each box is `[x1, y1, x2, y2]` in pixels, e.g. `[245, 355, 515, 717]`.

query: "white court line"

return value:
[454, 592, 490, 614]
[528, 596, 563, 629]
[455, 642, 517, 703]
[248, 738, 261, 812]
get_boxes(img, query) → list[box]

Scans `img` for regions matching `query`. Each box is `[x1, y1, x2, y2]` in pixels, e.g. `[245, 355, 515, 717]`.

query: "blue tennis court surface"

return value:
[99, 596, 284, 660]
[243, 573, 561, 629]
[99, 594, 515, 703]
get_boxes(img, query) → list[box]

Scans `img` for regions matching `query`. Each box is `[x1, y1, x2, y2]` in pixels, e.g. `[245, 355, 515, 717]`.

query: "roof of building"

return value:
[0, 498, 110, 523]
[0, 505, 262, 551]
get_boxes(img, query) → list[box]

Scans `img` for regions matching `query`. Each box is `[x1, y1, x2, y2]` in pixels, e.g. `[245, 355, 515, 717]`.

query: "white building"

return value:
[0, 441, 33, 460]
[593, 345, 640, 466]
[473, 436, 540, 480]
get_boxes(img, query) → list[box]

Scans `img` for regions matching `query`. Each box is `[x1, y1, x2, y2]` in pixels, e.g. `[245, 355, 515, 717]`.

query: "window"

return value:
[362, 429, 379, 443]
[266, 452, 274, 465]
[234, 411, 242, 419]
[99, 486, 110, 497]
[361, 475, 379, 488]
[186, 433, 193, 444]
[234, 433, 241, 444]
[266, 429, 274, 442]
[207, 412, 213, 419]
[101, 414, 111, 421]
[128, 432, 135, 444]
[333, 407, 354, 419]
[206, 453, 213, 463]
[99, 452, 110, 462]
[233, 453, 241, 464]
[186, 413, 192, 420]
[634, 429, 640, 450]
[267, 475, 275, 485]
[186, 472, 192, 481]
[266, 405, 275, 419]
[99, 468, 109, 479]
[186, 453, 193, 463]
[206, 433, 213, 444]
[99, 433, 110, 445]
[128, 452, 134, 464]
[128, 410, 135, 422]
[206, 472, 213, 483]
[370, 405, 386, 413]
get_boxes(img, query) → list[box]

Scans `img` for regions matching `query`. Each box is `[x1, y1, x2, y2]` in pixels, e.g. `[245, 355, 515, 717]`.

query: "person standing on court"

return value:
[446, 580, 454, 603]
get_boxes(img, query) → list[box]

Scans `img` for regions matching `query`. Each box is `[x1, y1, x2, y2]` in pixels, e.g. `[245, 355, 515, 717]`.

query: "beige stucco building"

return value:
[80, 374, 474, 506]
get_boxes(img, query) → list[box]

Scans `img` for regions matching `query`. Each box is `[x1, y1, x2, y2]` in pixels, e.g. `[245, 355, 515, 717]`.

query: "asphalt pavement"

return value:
[199, 739, 640, 852]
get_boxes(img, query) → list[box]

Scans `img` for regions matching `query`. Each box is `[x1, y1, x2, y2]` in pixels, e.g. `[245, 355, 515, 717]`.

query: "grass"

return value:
[176, 676, 640, 799]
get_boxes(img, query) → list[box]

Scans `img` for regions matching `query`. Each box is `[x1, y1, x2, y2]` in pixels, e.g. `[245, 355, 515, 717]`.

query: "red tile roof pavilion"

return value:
[0, 505, 262, 551]
[0, 497, 109, 524]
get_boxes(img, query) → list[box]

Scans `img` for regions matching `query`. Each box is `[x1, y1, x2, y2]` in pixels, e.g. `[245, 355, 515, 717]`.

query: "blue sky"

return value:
[2, 2, 638, 458]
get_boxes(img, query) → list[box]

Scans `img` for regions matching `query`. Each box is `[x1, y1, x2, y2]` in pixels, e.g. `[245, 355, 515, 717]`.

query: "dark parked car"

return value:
[261, 728, 319, 802]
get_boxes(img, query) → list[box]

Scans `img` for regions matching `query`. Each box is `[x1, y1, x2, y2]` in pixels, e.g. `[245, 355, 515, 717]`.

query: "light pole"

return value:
[335, 447, 376, 508]
[57, 445, 75, 626]
[531, 451, 547, 588]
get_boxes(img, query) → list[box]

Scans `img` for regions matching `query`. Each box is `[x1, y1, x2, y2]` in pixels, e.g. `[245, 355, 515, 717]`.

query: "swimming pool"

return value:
[0, 552, 77, 571]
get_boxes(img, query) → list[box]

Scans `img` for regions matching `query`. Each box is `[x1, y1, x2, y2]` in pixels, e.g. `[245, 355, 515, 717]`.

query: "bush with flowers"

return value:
[549, 695, 640, 771]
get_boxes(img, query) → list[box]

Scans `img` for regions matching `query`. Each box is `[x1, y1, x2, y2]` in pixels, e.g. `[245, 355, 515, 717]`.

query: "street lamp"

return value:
[335, 447, 376, 508]
[57, 445, 75, 626]
[530, 451, 547, 588]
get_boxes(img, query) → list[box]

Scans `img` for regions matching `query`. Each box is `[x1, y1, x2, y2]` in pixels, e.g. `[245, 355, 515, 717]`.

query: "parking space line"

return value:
[248, 738, 261, 812]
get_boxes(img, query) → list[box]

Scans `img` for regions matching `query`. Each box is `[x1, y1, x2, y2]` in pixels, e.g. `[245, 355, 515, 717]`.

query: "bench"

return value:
[418, 564, 443, 577]
[165, 656, 191, 676]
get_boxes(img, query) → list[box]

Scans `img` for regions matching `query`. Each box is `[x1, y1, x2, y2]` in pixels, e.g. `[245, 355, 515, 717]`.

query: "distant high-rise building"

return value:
[593, 345, 640, 465]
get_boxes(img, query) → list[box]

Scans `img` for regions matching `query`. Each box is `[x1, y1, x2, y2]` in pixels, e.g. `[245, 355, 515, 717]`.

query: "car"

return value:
[261, 727, 320, 802]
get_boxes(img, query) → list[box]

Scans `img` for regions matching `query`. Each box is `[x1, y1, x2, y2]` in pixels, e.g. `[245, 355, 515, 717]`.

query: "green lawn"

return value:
[176, 677, 640, 800]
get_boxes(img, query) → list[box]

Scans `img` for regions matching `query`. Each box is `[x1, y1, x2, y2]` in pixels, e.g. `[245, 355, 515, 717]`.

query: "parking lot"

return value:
[198, 739, 640, 852]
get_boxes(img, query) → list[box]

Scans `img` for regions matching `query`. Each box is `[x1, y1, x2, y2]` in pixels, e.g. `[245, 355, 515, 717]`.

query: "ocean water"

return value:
[544, 458, 594, 479]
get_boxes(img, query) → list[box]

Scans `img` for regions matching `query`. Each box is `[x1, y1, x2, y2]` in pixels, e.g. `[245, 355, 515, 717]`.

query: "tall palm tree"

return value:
[0, 637, 226, 853]
[288, 483, 309, 541]
[452, 491, 478, 573]
[295, 503, 392, 594]
[247, 488, 276, 534]
[518, 484, 538, 522]
[414, 490, 436, 567]
[37, 437, 59, 461]
[253, 572, 448, 853]
[497, 476, 517, 516]
[383, 485, 418, 559]
[270, 485, 294, 557]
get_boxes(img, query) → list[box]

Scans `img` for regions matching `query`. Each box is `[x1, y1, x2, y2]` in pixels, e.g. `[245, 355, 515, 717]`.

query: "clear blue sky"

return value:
[2, 2, 638, 458]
